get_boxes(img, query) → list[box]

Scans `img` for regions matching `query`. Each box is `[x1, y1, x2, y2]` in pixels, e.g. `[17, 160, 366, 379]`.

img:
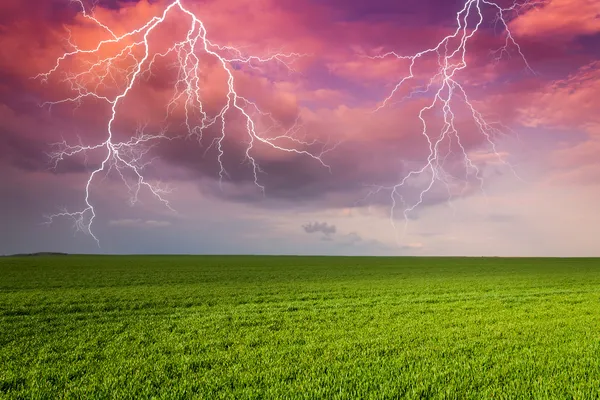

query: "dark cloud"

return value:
[301, 225, 394, 252]
[0, 98, 500, 214]
[302, 221, 337, 236]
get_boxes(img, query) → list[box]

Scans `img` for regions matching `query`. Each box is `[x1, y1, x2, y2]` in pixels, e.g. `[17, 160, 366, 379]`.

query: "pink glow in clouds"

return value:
[0, 0, 599, 255]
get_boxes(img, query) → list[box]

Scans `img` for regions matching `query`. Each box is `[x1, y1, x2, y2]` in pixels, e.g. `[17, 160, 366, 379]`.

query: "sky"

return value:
[0, 0, 599, 256]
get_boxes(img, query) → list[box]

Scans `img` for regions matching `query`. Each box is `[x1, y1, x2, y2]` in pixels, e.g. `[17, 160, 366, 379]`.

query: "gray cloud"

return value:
[302, 221, 337, 236]
[108, 219, 172, 228]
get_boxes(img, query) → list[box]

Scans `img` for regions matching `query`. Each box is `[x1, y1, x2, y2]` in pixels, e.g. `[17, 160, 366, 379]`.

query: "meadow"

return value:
[1, 255, 600, 399]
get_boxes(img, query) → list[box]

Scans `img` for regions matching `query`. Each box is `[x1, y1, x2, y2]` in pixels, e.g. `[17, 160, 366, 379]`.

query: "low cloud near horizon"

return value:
[302, 222, 337, 237]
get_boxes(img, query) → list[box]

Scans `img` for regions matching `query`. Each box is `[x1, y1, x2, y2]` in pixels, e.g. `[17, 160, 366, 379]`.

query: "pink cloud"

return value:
[520, 61, 600, 131]
[510, 0, 600, 40]
[1, 0, 595, 220]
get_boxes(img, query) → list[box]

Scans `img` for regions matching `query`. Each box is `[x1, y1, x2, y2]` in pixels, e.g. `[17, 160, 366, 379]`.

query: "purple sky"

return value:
[1, 0, 599, 255]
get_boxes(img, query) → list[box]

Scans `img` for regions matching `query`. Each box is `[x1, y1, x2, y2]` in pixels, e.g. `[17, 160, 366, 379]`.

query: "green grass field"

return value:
[1, 256, 600, 399]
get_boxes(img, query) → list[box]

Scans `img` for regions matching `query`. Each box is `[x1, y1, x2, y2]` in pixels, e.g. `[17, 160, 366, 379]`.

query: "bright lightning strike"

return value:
[35, 0, 332, 245]
[366, 0, 540, 242]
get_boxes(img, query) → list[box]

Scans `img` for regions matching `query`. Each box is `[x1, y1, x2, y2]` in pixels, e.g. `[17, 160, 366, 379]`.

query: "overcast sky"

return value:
[1, 0, 599, 256]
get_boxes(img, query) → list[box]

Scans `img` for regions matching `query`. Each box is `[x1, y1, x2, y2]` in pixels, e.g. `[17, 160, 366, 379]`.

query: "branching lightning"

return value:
[36, 0, 543, 248]
[36, 0, 331, 245]
[366, 0, 541, 241]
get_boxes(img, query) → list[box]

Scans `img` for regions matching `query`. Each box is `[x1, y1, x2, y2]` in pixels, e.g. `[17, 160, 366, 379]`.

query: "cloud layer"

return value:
[0, 0, 599, 255]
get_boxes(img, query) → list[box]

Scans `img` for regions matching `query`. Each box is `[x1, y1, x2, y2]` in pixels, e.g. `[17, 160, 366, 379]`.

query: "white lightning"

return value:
[35, 0, 332, 245]
[367, 0, 541, 242]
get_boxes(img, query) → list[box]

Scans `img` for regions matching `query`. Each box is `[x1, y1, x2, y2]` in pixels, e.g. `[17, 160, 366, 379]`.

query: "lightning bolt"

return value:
[35, 0, 332, 245]
[366, 0, 541, 243]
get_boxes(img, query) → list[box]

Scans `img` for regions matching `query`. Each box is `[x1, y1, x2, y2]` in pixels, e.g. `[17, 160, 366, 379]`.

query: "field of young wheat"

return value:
[1, 255, 599, 398]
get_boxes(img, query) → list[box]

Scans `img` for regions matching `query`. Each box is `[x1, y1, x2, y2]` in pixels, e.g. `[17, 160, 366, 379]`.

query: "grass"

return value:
[1, 255, 600, 399]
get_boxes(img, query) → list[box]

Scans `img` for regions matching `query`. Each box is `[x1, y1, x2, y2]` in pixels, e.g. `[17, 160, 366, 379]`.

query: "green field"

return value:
[1, 256, 600, 399]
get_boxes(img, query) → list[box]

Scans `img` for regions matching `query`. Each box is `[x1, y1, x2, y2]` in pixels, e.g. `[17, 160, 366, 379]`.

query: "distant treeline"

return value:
[6, 252, 70, 257]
